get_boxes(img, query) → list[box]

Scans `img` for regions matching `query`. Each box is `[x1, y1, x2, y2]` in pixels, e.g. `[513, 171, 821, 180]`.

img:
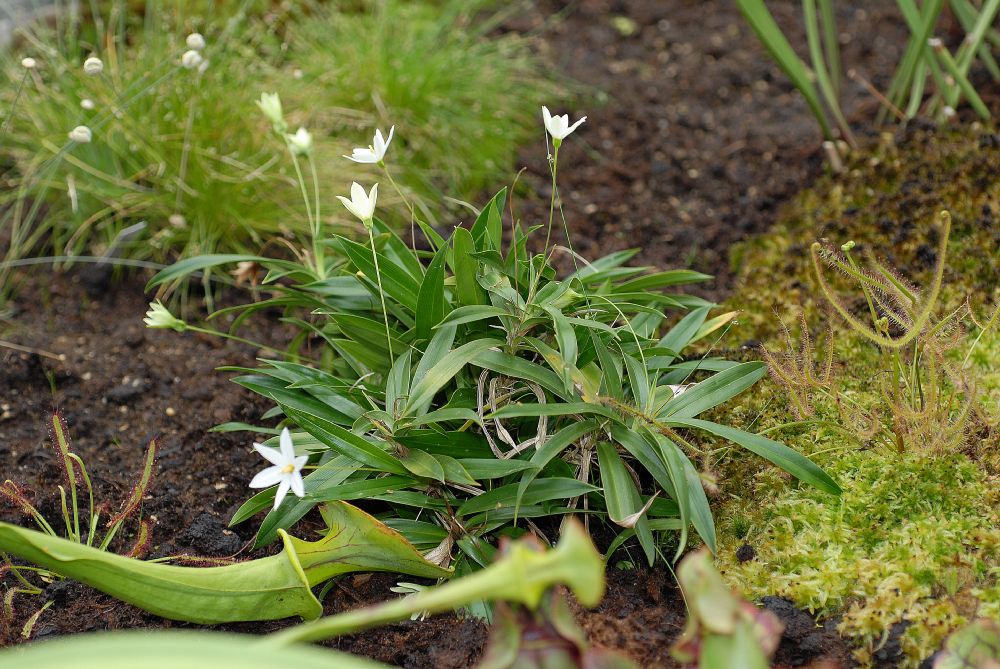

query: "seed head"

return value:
[186, 33, 206, 51]
[83, 56, 103, 75]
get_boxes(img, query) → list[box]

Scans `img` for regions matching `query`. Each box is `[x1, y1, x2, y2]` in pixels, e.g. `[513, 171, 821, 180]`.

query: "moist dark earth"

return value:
[0, 0, 983, 667]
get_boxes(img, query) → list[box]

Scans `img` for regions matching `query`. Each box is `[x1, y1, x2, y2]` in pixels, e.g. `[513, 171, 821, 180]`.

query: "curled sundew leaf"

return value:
[107, 438, 157, 527]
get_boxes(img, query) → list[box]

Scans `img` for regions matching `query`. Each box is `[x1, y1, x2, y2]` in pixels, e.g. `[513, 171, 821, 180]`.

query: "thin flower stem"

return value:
[66, 454, 96, 547]
[288, 150, 319, 276]
[175, 94, 197, 212]
[381, 163, 423, 253]
[307, 155, 324, 278]
[540, 144, 559, 279]
[186, 325, 287, 358]
[367, 224, 395, 364]
[510, 144, 560, 352]
[1, 71, 29, 137]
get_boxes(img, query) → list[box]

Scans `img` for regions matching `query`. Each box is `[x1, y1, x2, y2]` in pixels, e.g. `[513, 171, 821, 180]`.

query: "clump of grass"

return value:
[735, 0, 1000, 152]
[0, 3, 308, 295]
[283, 0, 552, 209]
[1, 0, 555, 302]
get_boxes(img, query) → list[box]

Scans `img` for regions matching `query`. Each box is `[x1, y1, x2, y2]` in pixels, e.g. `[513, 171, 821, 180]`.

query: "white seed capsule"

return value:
[68, 125, 93, 143]
[186, 33, 206, 51]
[83, 57, 104, 75]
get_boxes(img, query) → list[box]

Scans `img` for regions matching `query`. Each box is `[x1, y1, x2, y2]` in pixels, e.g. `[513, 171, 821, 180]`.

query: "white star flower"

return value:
[542, 106, 586, 144]
[249, 427, 307, 510]
[337, 182, 379, 226]
[344, 126, 394, 164]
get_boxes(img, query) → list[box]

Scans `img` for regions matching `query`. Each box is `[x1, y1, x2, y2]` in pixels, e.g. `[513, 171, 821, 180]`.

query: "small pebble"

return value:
[165, 407, 177, 417]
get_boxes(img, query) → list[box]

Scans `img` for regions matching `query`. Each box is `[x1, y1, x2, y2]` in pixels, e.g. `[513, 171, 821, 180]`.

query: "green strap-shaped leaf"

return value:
[470, 187, 507, 250]
[415, 244, 448, 341]
[596, 442, 655, 565]
[146, 254, 304, 290]
[452, 226, 487, 309]
[283, 406, 408, 476]
[658, 362, 766, 419]
[734, 0, 833, 139]
[666, 418, 841, 495]
[402, 339, 502, 416]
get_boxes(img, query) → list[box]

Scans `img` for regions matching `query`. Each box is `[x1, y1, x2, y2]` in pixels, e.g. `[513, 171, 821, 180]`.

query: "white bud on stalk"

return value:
[186, 33, 206, 51]
[68, 125, 92, 143]
[83, 57, 103, 75]
[181, 50, 203, 70]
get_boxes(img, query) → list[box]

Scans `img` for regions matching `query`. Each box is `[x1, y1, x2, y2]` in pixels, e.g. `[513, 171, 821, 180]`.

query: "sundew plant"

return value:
[148, 96, 841, 574]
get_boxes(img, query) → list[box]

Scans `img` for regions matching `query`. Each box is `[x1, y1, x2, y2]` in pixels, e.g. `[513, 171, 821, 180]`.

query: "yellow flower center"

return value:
[281, 463, 295, 474]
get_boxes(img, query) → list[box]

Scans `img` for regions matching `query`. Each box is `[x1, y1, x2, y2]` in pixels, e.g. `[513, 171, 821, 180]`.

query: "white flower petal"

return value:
[289, 472, 305, 498]
[345, 148, 378, 163]
[273, 478, 291, 509]
[351, 181, 365, 202]
[337, 195, 360, 220]
[566, 116, 587, 135]
[249, 466, 283, 488]
[293, 455, 309, 472]
[279, 427, 295, 461]
[253, 442, 285, 466]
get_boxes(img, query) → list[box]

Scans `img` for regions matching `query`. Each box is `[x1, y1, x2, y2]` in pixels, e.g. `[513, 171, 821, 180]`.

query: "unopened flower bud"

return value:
[21, 57, 37, 69]
[286, 127, 313, 155]
[80, 98, 95, 110]
[186, 33, 206, 51]
[841, 240, 856, 252]
[83, 56, 103, 75]
[68, 125, 92, 143]
[256, 92, 286, 133]
[181, 50, 203, 70]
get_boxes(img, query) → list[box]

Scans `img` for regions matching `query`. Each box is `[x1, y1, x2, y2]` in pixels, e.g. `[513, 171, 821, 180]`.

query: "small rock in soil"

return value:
[43, 579, 89, 606]
[178, 512, 243, 556]
[735, 542, 756, 563]
[78, 263, 114, 298]
[105, 378, 149, 404]
[761, 596, 827, 666]
[873, 621, 910, 665]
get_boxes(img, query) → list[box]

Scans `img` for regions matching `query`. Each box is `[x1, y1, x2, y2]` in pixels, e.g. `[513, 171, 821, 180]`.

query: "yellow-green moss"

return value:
[730, 124, 1000, 337]
[710, 123, 1000, 667]
[717, 449, 1000, 666]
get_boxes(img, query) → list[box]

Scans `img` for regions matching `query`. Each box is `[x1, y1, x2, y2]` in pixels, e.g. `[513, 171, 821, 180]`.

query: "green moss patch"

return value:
[713, 123, 1000, 667]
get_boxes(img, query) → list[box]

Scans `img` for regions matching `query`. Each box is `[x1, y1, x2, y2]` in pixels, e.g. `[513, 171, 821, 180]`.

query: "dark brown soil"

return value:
[511, 0, 910, 301]
[2, 0, 974, 667]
